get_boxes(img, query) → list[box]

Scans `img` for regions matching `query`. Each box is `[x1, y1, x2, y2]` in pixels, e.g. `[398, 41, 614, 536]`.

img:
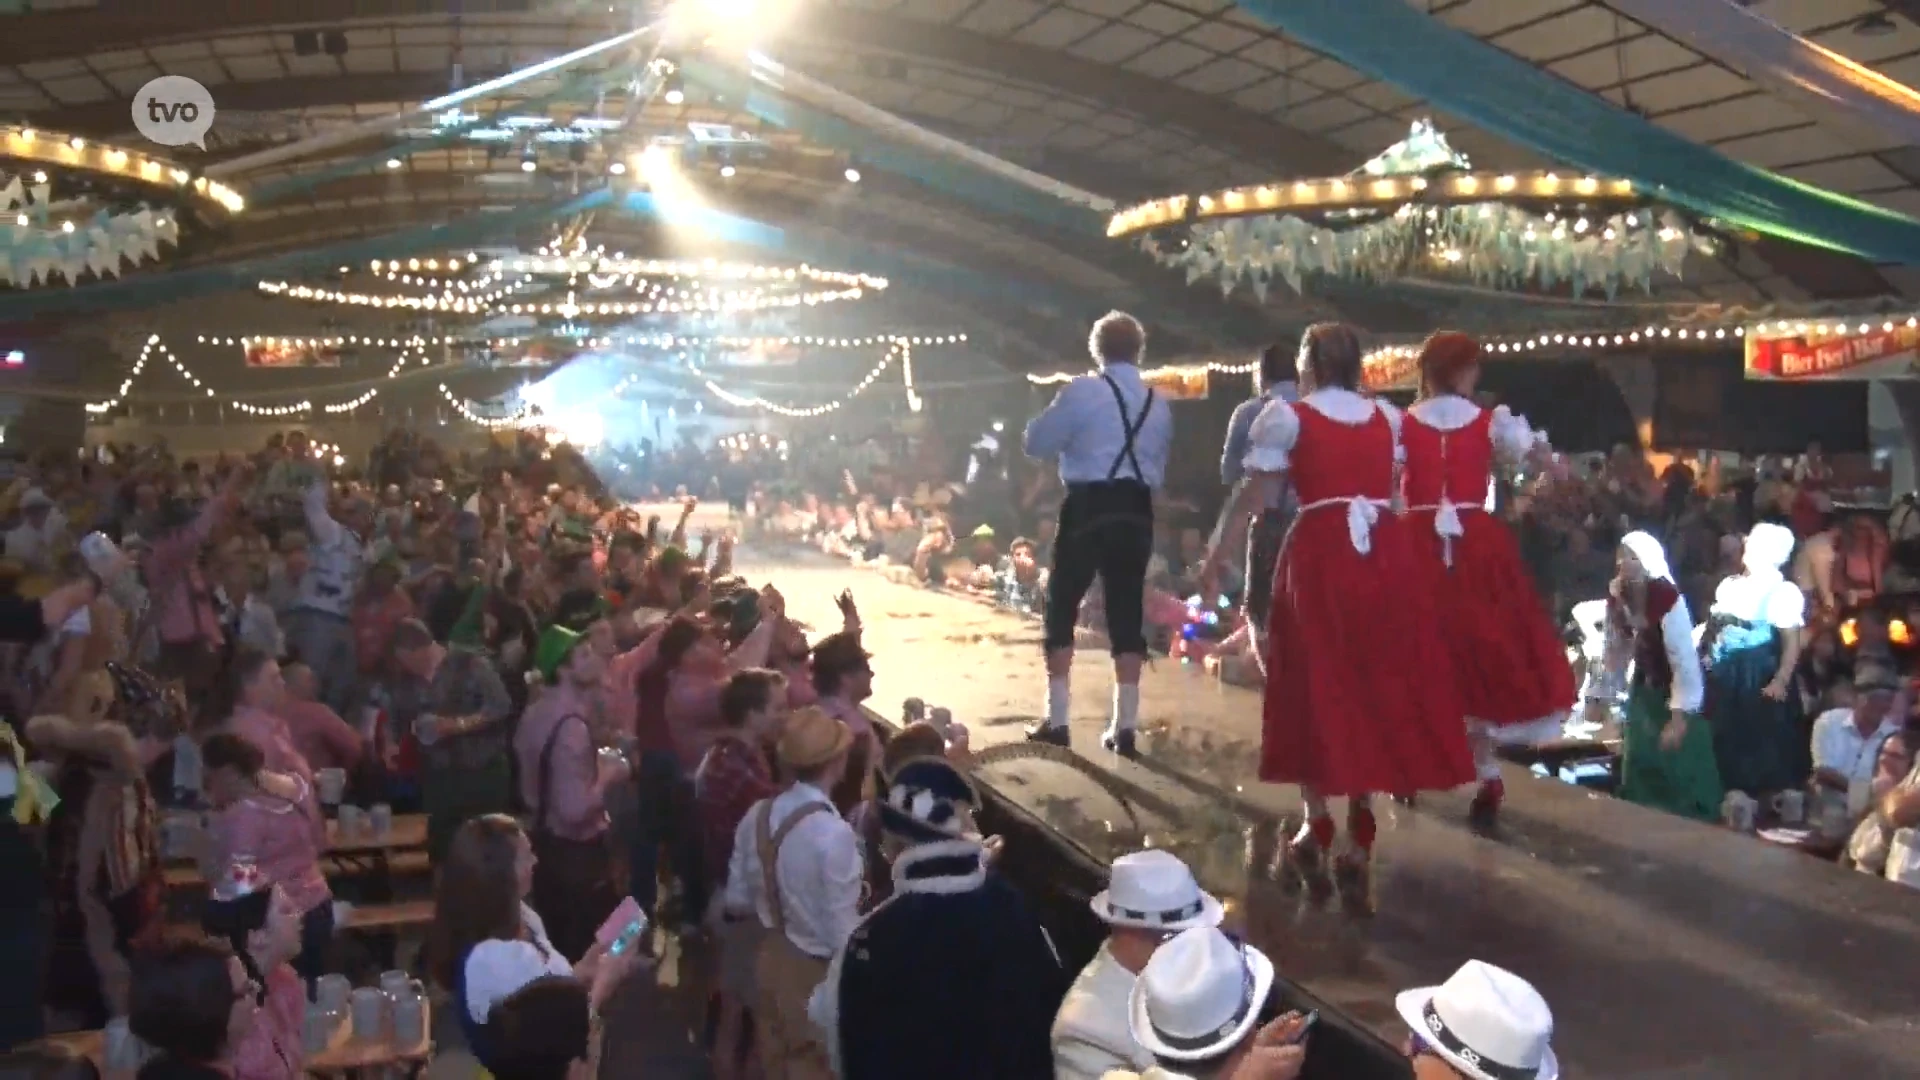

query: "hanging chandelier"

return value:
[1109, 120, 1712, 301]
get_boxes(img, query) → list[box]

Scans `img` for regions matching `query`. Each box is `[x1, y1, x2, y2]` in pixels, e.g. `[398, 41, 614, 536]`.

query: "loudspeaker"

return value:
[323, 30, 348, 56]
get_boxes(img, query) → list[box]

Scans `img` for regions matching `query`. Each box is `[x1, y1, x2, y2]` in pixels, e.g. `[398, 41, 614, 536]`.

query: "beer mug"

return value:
[303, 1003, 341, 1054]
[1771, 789, 1806, 826]
[369, 803, 393, 836]
[315, 768, 347, 806]
[315, 973, 351, 1014]
[337, 805, 366, 838]
[349, 987, 388, 1043]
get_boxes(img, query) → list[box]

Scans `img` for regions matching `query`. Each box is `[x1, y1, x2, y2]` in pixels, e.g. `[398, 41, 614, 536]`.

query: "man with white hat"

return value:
[810, 756, 1068, 1079]
[1395, 960, 1557, 1080]
[1108, 927, 1310, 1080]
[1053, 849, 1224, 1080]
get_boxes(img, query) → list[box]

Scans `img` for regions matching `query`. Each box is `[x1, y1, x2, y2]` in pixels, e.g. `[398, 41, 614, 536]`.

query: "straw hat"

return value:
[778, 706, 853, 771]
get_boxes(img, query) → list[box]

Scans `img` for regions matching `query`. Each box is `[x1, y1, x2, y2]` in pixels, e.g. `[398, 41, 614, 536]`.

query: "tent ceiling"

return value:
[3, 0, 1920, 354]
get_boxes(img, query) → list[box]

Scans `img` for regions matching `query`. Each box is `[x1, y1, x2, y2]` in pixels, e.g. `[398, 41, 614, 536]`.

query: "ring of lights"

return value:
[2, 126, 245, 219]
[1113, 120, 1704, 300]
[1106, 170, 1643, 239]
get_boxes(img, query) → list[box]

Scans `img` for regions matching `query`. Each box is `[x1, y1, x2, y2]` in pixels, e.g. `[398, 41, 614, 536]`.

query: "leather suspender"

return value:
[1099, 373, 1156, 483]
[756, 798, 833, 937]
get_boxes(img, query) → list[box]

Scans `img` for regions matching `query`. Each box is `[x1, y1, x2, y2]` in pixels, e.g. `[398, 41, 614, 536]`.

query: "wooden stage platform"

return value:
[748, 550, 1920, 1079]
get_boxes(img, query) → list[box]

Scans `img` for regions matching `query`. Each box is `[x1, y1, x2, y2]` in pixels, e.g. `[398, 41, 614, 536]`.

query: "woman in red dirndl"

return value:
[1401, 332, 1575, 829]
[1206, 324, 1473, 911]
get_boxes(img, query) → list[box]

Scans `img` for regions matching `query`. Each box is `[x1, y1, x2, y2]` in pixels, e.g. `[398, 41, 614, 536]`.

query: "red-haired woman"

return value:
[1205, 323, 1472, 913]
[1401, 331, 1575, 829]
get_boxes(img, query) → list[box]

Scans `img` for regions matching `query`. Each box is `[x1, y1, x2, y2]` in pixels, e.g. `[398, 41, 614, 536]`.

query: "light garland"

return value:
[438, 383, 536, 428]
[89, 334, 422, 416]
[901, 341, 922, 413]
[85, 335, 157, 413]
[1121, 120, 1699, 299]
[257, 277, 529, 313]
[488, 255, 886, 291]
[196, 335, 450, 348]
[3, 126, 245, 215]
[703, 342, 906, 417]
[485, 332, 966, 349]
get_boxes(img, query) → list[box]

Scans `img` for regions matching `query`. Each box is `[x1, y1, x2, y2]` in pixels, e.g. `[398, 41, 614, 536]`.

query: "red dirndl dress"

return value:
[1257, 398, 1473, 796]
[1401, 403, 1575, 737]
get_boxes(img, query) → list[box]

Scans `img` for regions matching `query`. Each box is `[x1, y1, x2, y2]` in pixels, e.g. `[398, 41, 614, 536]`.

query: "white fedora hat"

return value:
[1127, 928, 1275, 1063]
[1091, 849, 1224, 932]
[1395, 960, 1558, 1080]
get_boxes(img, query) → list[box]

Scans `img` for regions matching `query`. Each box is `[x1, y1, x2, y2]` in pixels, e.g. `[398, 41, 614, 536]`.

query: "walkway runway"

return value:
[744, 549, 1920, 1079]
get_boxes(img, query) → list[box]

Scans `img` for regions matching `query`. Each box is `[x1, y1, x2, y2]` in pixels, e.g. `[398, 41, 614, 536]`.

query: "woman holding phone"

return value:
[428, 815, 643, 1072]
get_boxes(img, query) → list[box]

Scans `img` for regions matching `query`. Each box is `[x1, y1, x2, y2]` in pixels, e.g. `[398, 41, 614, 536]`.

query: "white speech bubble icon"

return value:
[132, 76, 216, 150]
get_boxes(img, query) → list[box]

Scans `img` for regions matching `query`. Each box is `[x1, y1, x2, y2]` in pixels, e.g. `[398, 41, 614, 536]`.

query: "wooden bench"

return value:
[340, 899, 435, 934]
[162, 849, 433, 892]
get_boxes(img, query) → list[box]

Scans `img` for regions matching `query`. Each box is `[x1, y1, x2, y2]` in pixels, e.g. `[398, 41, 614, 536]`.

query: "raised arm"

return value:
[1022, 380, 1084, 461]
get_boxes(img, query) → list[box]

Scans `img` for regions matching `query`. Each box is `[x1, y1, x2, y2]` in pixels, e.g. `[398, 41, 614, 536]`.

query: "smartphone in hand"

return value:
[596, 897, 647, 956]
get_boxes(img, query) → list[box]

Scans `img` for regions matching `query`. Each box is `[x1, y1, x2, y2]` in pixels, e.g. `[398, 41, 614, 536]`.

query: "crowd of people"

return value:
[4, 304, 1918, 1080]
[0, 414, 1563, 1080]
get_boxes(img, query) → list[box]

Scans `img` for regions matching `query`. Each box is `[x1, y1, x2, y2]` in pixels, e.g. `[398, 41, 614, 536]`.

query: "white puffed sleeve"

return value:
[1489, 405, 1545, 466]
[1662, 594, 1705, 713]
[463, 938, 573, 1023]
[1242, 399, 1299, 474]
[1763, 580, 1807, 631]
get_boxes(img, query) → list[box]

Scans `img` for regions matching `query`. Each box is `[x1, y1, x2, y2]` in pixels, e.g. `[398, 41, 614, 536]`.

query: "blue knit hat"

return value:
[878, 757, 978, 843]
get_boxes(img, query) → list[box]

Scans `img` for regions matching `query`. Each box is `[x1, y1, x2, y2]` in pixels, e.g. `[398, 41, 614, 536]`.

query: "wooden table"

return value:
[327, 813, 428, 854]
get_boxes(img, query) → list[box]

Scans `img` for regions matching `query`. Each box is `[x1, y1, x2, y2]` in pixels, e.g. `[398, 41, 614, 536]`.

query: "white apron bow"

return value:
[1410, 498, 1470, 567]
[1297, 496, 1390, 555]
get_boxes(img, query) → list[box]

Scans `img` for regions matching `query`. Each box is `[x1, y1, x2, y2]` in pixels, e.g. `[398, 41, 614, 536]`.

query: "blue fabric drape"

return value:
[1231, 0, 1920, 263]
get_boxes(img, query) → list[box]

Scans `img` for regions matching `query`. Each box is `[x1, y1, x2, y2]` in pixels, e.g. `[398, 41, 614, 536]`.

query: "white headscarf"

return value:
[1742, 522, 1796, 575]
[1620, 530, 1673, 583]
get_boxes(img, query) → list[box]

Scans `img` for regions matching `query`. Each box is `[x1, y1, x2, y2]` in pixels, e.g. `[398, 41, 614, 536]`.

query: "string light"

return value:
[88, 335, 418, 416]
[439, 384, 536, 428]
[703, 342, 907, 417]
[489, 255, 885, 290]
[85, 334, 157, 412]
[486, 332, 967, 350]
[196, 334, 451, 348]
[901, 341, 922, 413]
[257, 278, 526, 312]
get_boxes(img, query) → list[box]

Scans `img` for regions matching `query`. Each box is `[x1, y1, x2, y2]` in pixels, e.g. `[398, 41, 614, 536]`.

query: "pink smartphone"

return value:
[595, 897, 644, 950]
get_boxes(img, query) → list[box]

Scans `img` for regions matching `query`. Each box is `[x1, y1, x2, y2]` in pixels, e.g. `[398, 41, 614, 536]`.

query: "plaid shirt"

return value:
[694, 733, 776, 893]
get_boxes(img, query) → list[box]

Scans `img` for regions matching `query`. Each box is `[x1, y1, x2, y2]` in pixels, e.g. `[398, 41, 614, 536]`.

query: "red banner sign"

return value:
[1744, 324, 1920, 380]
[244, 341, 340, 368]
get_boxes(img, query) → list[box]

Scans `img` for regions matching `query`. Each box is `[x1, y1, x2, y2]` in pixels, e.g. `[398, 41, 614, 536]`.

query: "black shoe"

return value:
[1025, 723, 1070, 748]
[1101, 729, 1138, 760]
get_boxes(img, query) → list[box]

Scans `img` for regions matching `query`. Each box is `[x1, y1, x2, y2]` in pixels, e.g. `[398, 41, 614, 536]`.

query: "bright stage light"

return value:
[720, 164, 736, 178]
[609, 161, 627, 175]
[638, 144, 676, 184]
[669, 0, 795, 47]
[844, 167, 861, 183]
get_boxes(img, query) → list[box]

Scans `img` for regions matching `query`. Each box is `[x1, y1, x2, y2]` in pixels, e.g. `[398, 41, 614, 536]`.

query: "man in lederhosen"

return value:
[1020, 311, 1173, 759]
[1215, 343, 1299, 671]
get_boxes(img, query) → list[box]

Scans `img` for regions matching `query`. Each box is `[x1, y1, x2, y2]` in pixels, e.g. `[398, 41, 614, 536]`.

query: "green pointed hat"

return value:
[533, 624, 585, 684]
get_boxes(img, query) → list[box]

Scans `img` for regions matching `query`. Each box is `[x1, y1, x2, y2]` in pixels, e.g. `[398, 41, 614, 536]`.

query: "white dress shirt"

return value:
[296, 482, 366, 618]
[1811, 708, 1900, 786]
[1023, 363, 1173, 488]
[1053, 943, 1150, 1080]
[462, 904, 573, 1023]
[723, 782, 863, 959]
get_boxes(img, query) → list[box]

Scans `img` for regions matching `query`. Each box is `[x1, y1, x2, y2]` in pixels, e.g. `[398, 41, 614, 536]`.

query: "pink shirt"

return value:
[599, 645, 649, 742]
[229, 706, 315, 789]
[148, 498, 228, 646]
[666, 671, 729, 774]
[514, 683, 606, 841]
[233, 964, 303, 1080]
[209, 776, 331, 915]
[278, 698, 364, 774]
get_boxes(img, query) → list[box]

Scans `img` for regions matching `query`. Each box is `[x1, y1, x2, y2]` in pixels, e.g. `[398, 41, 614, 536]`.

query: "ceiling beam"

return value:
[32, 72, 464, 138]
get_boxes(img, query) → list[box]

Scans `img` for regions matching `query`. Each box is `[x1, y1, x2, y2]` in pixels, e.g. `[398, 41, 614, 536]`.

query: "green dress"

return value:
[1612, 580, 1724, 821]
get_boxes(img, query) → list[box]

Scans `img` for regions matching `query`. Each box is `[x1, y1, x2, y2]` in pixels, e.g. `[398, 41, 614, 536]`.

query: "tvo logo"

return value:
[132, 76, 216, 149]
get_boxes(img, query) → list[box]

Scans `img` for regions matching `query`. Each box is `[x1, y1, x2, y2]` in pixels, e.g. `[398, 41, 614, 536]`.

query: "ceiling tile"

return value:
[83, 49, 149, 72]
[1660, 95, 1813, 143]
[1292, 57, 1365, 91]
[393, 26, 452, 46]
[958, 0, 1047, 36]
[1808, 18, 1920, 65]
[1235, 37, 1299, 71]
[1012, 7, 1105, 47]
[1173, 57, 1266, 94]
[1343, 80, 1415, 113]
[342, 48, 397, 74]
[1180, 21, 1258, 53]
[1714, 125, 1849, 169]
[1047, 125, 1107, 150]
[1124, 2, 1200, 34]
[1491, 6, 1621, 63]
[1781, 155, 1909, 194]
[39, 74, 109, 104]
[893, 0, 978, 21]
[1284, 94, 1372, 132]
[1439, 0, 1581, 37]
[1066, 22, 1158, 63]
[1630, 66, 1754, 114]
[1548, 33, 1699, 90]
[1761, 0, 1881, 34]
[910, 87, 973, 116]
[223, 56, 284, 80]
[1064, 0, 1141, 15]
[1334, 116, 1417, 156]
[18, 59, 87, 78]
[1120, 39, 1211, 78]
[1231, 74, 1314, 113]
[95, 63, 163, 93]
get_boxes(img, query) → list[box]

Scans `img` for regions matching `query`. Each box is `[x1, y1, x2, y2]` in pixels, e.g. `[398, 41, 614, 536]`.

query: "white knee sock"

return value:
[1045, 676, 1071, 730]
[1469, 720, 1501, 781]
[1112, 683, 1140, 733]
